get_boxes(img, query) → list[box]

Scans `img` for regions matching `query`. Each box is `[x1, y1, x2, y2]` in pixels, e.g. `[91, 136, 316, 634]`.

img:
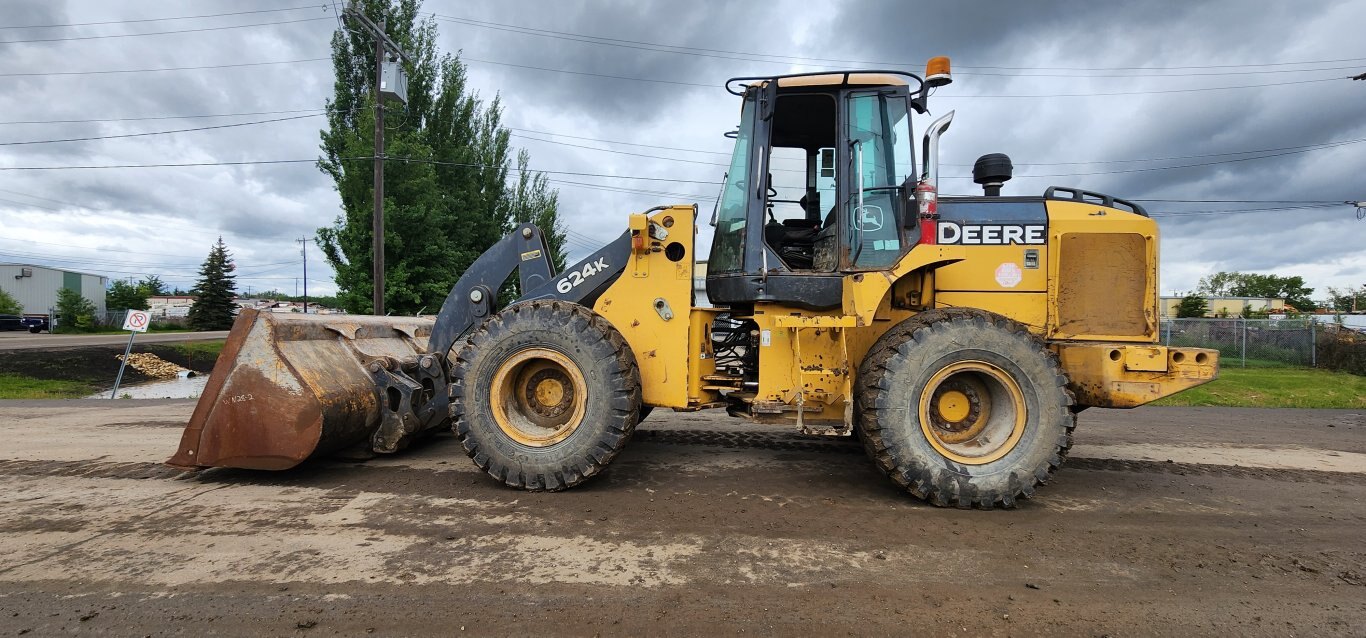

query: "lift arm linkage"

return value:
[370, 223, 633, 453]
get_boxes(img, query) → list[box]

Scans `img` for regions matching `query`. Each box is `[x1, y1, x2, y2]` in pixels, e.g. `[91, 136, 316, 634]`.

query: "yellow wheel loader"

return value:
[169, 59, 1218, 508]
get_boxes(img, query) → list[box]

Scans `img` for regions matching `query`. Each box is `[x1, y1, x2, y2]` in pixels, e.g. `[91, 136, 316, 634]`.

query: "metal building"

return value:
[0, 263, 108, 316]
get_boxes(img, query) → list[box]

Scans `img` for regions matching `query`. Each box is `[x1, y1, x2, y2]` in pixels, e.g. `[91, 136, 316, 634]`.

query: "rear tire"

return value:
[856, 308, 1074, 508]
[450, 300, 641, 491]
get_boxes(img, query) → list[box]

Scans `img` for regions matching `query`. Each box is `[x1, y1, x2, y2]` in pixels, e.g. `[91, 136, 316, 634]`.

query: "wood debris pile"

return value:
[116, 353, 194, 379]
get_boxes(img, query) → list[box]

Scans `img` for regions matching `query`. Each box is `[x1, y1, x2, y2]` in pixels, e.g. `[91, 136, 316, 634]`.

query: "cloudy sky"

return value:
[1, 0, 1363, 302]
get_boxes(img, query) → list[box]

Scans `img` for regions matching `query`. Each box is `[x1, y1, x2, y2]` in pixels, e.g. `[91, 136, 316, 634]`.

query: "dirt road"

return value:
[0, 401, 1363, 636]
[0, 330, 228, 351]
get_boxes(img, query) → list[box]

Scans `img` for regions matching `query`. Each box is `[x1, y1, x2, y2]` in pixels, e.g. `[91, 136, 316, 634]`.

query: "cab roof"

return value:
[726, 70, 921, 96]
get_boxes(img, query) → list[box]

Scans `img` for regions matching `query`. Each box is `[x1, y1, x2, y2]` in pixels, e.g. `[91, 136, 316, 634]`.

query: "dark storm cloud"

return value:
[0, 0, 1362, 296]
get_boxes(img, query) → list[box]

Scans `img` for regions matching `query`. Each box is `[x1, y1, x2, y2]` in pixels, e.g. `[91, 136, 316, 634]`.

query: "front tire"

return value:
[856, 309, 1074, 508]
[450, 300, 641, 491]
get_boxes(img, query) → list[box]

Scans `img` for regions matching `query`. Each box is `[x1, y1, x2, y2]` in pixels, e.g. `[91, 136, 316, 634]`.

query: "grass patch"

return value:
[1153, 366, 1366, 409]
[0, 373, 94, 399]
[170, 341, 226, 358]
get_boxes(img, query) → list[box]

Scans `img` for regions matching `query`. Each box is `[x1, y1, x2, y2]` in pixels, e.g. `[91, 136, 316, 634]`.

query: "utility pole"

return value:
[372, 15, 385, 316]
[296, 237, 309, 314]
[343, 2, 410, 316]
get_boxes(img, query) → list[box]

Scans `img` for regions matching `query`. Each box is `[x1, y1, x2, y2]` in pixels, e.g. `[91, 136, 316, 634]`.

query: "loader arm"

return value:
[373, 222, 633, 455]
[428, 223, 631, 357]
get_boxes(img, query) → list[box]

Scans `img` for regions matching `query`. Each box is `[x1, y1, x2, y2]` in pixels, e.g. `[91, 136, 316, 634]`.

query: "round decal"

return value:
[994, 262, 1023, 288]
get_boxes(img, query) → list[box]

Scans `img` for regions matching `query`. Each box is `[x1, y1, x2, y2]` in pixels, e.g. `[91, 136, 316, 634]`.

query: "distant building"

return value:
[1160, 295, 1287, 318]
[148, 295, 197, 318]
[0, 263, 108, 316]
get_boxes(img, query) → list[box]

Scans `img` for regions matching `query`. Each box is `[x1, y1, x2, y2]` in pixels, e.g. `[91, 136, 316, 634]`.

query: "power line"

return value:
[0, 109, 325, 126]
[1007, 137, 1366, 167]
[547, 178, 715, 201]
[508, 125, 1366, 173]
[1149, 203, 1345, 217]
[1004, 136, 1366, 178]
[461, 56, 713, 88]
[0, 236, 234, 259]
[0, 158, 321, 171]
[0, 188, 237, 238]
[950, 65, 1366, 78]
[0, 155, 723, 184]
[0, 113, 322, 147]
[388, 156, 722, 183]
[0, 16, 334, 45]
[514, 132, 760, 171]
[522, 125, 1366, 179]
[1, 5, 331, 30]
[460, 56, 1350, 96]
[0, 245, 295, 270]
[0, 58, 331, 78]
[1133, 198, 1347, 204]
[435, 13, 1366, 76]
[0, 196, 60, 211]
[509, 126, 731, 156]
[939, 77, 1348, 99]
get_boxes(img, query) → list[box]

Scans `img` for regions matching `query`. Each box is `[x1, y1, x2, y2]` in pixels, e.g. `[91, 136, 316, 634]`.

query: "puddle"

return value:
[86, 375, 210, 400]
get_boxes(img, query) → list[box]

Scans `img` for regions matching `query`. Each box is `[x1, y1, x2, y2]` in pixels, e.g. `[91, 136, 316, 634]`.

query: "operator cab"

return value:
[707, 68, 942, 309]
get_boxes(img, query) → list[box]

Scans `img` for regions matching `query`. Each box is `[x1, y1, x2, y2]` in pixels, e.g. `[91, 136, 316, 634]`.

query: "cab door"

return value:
[840, 88, 916, 271]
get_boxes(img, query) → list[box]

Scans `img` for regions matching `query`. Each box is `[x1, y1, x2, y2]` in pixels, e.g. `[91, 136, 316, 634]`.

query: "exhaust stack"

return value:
[915, 110, 955, 245]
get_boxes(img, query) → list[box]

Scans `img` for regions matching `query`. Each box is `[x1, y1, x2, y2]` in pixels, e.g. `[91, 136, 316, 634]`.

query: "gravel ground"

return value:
[0, 401, 1362, 636]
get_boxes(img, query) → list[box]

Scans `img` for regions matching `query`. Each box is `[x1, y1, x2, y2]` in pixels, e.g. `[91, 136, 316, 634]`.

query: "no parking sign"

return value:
[111, 310, 151, 398]
[122, 310, 150, 333]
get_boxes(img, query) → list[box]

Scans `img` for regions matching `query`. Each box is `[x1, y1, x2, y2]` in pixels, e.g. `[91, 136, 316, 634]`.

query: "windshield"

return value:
[708, 96, 757, 274]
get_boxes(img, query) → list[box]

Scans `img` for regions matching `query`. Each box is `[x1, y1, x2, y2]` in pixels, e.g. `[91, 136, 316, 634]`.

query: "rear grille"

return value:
[1055, 233, 1150, 338]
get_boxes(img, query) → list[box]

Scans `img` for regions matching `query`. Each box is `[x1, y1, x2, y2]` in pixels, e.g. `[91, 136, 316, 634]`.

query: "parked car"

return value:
[0, 314, 23, 331]
[21, 316, 50, 333]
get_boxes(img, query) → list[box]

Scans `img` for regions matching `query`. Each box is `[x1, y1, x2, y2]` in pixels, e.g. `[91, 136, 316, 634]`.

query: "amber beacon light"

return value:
[925, 56, 952, 88]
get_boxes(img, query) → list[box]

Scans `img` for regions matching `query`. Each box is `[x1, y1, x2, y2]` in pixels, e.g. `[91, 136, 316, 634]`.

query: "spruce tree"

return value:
[316, 0, 565, 315]
[188, 237, 239, 331]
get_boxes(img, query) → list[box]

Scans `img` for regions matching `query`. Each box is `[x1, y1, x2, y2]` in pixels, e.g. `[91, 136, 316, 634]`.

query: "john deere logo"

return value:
[938, 222, 1046, 246]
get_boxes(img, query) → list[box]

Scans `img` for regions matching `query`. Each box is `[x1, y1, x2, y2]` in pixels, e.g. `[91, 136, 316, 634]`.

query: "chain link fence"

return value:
[96, 310, 189, 329]
[1160, 318, 1317, 367]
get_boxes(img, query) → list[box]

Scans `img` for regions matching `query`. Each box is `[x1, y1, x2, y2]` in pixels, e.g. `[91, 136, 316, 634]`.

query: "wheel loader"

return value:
[169, 58, 1218, 508]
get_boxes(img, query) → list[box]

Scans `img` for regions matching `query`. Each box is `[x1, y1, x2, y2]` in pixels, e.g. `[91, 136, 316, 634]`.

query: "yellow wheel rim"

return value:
[918, 361, 1026, 465]
[490, 348, 588, 447]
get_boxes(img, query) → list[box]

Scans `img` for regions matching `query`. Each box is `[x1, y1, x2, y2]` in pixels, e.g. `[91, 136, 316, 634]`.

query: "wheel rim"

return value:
[490, 347, 587, 447]
[917, 360, 1026, 465]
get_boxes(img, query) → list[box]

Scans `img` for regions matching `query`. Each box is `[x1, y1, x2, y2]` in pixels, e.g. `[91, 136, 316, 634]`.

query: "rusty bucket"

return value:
[167, 309, 438, 470]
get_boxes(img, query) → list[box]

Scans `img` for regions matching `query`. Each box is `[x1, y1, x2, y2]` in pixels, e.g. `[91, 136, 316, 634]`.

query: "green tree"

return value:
[1196, 272, 1240, 297]
[1175, 294, 1208, 318]
[54, 288, 96, 333]
[316, 0, 564, 315]
[140, 275, 169, 296]
[1327, 285, 1365, 312]
[1196, 271, 1316, 311]
[0, 288, 21, 315]
[188, 237, 239, 331]
[107, 280, 150, 312]
[509, 149, 567, 272]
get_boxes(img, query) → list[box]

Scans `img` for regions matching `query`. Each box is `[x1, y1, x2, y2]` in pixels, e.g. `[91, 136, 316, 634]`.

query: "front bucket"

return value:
[167, 309, 436, 470]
